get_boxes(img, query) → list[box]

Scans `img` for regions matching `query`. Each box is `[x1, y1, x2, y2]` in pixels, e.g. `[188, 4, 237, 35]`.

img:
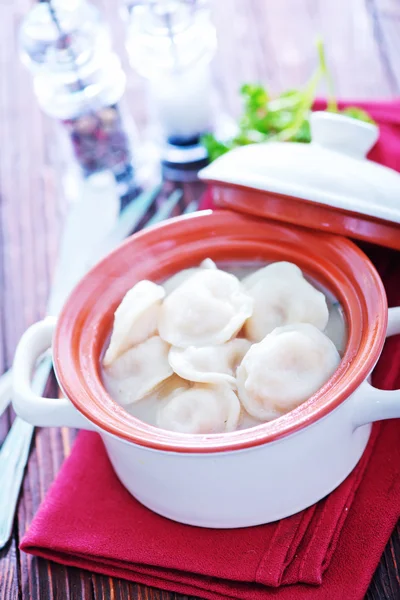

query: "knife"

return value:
[0, 175, 171, 548]
[0, 371, 12, 418]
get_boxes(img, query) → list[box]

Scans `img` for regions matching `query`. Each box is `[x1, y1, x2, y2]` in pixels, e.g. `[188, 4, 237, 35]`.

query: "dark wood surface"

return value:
[0, 0, 400, 598]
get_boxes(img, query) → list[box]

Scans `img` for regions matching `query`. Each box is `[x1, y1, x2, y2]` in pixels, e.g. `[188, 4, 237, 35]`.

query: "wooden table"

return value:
[0, 0, 399, 598]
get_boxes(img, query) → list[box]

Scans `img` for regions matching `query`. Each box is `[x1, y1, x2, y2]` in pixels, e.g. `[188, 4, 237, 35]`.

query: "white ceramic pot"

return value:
[11, 212, 400, 528]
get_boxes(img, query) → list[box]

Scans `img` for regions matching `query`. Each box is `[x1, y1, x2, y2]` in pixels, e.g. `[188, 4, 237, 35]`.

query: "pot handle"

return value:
[12, 317, 92, 429]
[353, 306, 400, 428]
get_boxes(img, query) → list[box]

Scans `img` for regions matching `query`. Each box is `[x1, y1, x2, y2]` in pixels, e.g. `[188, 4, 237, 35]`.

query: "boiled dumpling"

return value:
[163, 258, 217, 295]
[154, 374, 192, 400]
[241, 261, 298, 289]
[168, 338, 251, 386]
[103, 336, 173, 405]
[156, 384, 241, 433]
[237, 323, 340, 421]
[124, 374, 191, 425]
[158, 269, 253, 347]
[243, 262, 329, 342]
[103, 280, 165, 366]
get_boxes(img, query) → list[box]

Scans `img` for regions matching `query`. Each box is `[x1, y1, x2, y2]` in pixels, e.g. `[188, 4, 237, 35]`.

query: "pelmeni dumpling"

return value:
[237, 323, 340, 421]
[163, 258, 217, 295]
[156, 384, 241, 434]
[103, 280, 165, 366]
[155, 374, 192, 400]
[168, 338, 251, 386]
[243, 262, 329, 342]
[158, 269, 253, 347]
[124, 374, 191, 425]
[103, 336, 173, 405]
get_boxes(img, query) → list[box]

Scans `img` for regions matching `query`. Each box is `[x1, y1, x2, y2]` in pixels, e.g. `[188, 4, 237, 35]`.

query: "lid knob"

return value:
[310, 111, 379, 158]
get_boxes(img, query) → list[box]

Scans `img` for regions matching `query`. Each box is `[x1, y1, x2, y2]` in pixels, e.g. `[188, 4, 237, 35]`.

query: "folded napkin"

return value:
[21, 100, 400, 600]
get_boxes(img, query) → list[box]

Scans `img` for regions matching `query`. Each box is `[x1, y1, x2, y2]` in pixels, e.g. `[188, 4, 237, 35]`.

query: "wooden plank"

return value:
[92, 576, 196, 600]
[0, 0, 33, 598]
[0, 538, 19, 600]
[366, 523, 400, 599]
[0, 1, 73, 597]
[369, 0, 400, 93]
[312, 0, 397, 97]
[211, 0, 395, 118]
[91, 575, 189, 600]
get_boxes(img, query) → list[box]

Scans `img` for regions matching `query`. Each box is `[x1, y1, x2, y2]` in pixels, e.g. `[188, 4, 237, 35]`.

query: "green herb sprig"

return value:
[202, 39, 375, 162]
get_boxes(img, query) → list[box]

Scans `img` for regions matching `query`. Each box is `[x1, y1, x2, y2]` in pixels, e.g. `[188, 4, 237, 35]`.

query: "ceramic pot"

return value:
[12, 211, 400, 528]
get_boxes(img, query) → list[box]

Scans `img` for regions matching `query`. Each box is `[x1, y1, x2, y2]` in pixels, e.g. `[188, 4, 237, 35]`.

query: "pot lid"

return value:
[199, 111, 400, 250]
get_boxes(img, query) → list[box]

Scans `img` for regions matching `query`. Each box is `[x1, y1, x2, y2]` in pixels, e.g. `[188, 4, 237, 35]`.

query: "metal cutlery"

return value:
[0, 371, 12, 418]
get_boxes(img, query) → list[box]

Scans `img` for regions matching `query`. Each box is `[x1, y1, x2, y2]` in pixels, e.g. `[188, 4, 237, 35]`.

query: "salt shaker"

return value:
[126, 0, 217, 180]
[19, 0, 137, 196]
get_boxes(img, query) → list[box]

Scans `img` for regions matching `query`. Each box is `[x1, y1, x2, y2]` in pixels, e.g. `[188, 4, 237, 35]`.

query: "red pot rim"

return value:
[53, 210, 388, 453]
[204, 180, 400, 252]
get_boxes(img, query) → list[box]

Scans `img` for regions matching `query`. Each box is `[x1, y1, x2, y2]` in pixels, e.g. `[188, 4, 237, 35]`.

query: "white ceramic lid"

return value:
[200, 112, 400, 224]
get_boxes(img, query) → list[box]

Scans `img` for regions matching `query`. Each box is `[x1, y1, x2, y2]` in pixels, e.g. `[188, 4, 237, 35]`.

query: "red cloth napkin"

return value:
[21, 100, 400, 600]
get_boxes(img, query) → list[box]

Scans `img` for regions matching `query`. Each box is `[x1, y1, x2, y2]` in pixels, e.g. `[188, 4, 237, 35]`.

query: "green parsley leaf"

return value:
[201, 39, 376, 161]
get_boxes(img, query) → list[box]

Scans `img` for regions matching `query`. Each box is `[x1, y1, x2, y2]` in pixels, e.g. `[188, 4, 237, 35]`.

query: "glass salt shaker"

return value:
[19, 0, 137, 197]
[125, 0, 218, 181]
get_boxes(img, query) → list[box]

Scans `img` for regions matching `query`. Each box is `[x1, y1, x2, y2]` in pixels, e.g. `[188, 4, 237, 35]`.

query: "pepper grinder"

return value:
[125, 0, 218, 181]
[19, 0, 138, 198]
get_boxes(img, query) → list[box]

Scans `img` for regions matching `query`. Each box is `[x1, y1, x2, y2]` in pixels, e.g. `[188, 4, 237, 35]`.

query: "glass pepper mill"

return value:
[19, 0, 137, 197]
[125, 0, 218, 181]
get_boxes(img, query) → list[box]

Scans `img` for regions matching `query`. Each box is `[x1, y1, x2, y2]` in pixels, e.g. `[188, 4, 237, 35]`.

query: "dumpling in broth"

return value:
[103, 335, 173, 406]
[168, 338, 251, 386]
[103, 280, 165, 366]
[123, 374, 192, 426]
[243, 262, 329, 342]
[154, 373, 192, 401]
[237, 323, 340, 421]
[156, 384, 241, 434]
[163, 258, 217, 295]
[158, 269, 253, 348]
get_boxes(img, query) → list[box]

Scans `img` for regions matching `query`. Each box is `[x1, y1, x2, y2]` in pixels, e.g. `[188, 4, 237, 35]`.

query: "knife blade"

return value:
[0, 371, 12, 417]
